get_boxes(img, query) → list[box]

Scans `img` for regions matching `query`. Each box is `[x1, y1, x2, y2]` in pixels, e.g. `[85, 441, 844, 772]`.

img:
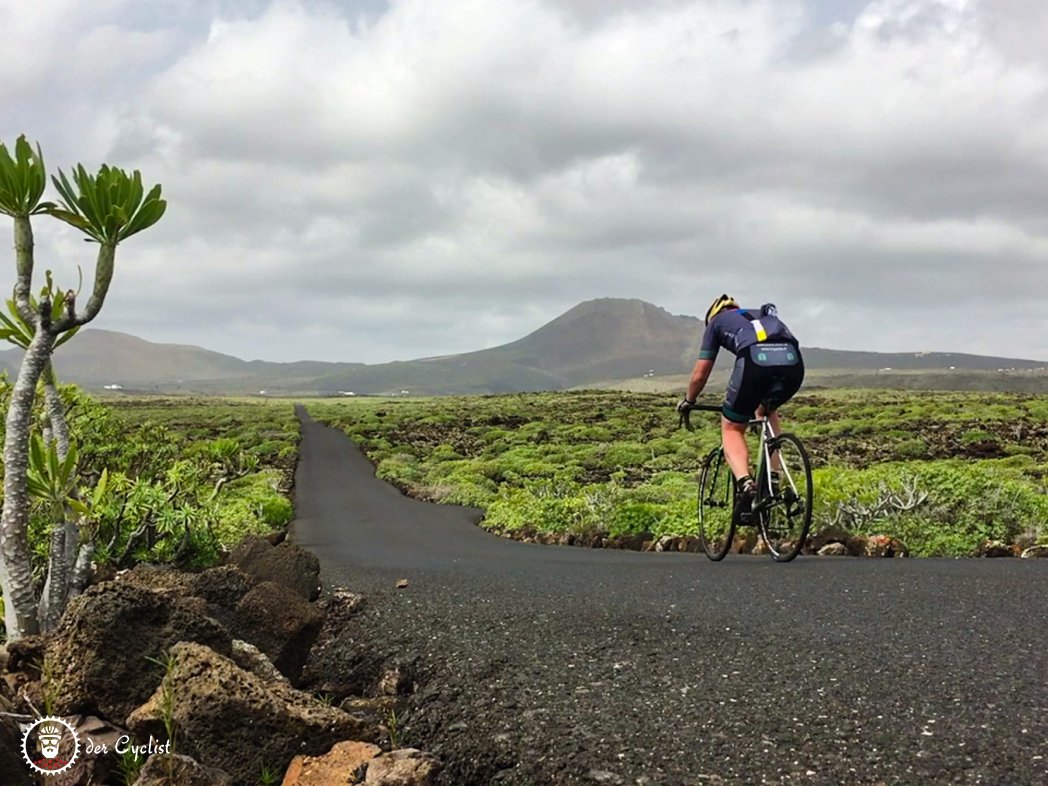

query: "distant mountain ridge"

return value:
[1, 298, 1044, 394]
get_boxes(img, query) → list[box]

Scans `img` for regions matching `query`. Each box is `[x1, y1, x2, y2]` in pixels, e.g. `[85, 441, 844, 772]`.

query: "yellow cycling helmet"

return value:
[705, 294, 738, 325]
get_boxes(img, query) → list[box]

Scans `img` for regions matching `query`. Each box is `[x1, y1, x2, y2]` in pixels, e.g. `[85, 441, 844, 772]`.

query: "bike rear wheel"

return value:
[698, 447, 736, 561]
[755, 433, 813, 563]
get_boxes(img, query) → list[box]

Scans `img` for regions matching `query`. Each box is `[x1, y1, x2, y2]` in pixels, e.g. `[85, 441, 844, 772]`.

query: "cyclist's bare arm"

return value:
[687, 358, 715, 401]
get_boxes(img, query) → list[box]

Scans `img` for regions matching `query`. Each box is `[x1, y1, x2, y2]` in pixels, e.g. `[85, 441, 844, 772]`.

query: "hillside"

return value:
[0, 329, 359, 392]
[1, 299, 1045, 394]
[308, 299, 1048, 394]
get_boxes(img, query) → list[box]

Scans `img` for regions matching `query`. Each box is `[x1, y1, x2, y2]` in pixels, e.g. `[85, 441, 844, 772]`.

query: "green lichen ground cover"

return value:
[308, 389, 1048, 557]
[76, 395, 299, 566]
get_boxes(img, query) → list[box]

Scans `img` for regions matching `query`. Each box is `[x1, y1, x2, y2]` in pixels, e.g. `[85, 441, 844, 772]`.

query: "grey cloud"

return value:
[2, 0, 1047, 366]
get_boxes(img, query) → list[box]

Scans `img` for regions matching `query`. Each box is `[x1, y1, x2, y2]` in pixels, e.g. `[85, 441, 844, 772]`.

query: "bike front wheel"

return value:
[755, 433, 813, 563]
[698, 447, 736, 561]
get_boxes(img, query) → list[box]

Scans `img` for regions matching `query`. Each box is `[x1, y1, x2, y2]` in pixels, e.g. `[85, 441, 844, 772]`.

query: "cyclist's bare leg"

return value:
[721, 417, 751, 481]
[755, 404, 784, 472]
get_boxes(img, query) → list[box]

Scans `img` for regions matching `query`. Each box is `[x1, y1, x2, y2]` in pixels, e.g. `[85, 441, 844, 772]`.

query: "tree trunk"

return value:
[0, 327, 56, 639]
[42, 363, 70, 458]
[38, 506, 79, 632]
[40, 363, 82, 623]
[12, 216, 34, 322]
[38, 506, 69, 633]
[68, 541, 95, 599]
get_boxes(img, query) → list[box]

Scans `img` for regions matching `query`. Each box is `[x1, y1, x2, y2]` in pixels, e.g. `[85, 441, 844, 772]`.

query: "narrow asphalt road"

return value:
[291, 407, 1048, 786]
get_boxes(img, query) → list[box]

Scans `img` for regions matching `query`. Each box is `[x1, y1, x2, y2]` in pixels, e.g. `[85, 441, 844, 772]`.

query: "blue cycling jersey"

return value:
[699, 304, 798, 361]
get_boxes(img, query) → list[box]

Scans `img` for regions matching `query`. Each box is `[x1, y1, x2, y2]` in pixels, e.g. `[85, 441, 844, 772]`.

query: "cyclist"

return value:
[677, 294, 804, 512]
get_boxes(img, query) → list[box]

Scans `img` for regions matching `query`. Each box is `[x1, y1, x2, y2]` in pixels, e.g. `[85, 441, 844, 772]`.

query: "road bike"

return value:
[679, 402, 813, 562]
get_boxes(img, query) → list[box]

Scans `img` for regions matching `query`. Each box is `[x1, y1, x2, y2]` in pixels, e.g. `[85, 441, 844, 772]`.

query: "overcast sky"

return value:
[2, 0, 1047, 364]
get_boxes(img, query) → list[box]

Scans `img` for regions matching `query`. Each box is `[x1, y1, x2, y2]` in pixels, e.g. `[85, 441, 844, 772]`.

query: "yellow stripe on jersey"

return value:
[752, 319, 768, 341]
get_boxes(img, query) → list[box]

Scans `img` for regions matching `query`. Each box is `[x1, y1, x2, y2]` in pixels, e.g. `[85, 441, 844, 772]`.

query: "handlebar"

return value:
[678, 403, 722, 431]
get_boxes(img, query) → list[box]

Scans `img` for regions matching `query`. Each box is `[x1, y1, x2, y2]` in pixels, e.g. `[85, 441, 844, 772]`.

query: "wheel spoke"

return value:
[698, 449, 736, 561]
[755, 434, 813, 562]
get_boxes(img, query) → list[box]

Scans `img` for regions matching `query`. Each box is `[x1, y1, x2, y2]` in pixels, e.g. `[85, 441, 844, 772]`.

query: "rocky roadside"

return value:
[487, 525, 1048, 559]
[381, 467, 1047, 560]
[0, 533, 440, 786]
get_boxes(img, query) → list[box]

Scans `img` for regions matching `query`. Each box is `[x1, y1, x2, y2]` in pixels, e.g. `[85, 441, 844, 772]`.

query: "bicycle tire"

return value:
[755, 432, 813, 563]
[697, 447, 736, 561]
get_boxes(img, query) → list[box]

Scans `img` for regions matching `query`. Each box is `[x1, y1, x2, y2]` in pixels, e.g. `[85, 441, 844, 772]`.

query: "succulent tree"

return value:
[0, 294, 86, 630]
[0, 135, 165, 638]
[0, 292, 81, 454]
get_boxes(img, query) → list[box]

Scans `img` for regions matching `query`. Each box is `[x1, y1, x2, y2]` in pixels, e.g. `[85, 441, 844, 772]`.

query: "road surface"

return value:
[292, 407, 1048, 786]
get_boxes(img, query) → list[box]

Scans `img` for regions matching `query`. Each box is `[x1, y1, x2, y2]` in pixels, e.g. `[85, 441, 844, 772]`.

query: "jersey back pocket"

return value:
[749, 342, 799, 367]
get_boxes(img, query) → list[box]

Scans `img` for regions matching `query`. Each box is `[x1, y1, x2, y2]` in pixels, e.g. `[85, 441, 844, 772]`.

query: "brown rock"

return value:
[730, 530, 758, 554]
[972, 540, 1014, 558]
[817, 542, 849, 557]
[654, 535, 678, 552]
[0, 687, 14, 713]
[377, 661, 414, 697]
[230, 536, 322, 601]
[120, 564, 258, 634]
[189, 564, 258, 609]
[609, 532, 649, 550]
[0, 706, 33, 786]
[120, 564, 197, 596]
[338, 696, 397, 725]
[845, 535, 869, 556]
[364, 749, 441, 785]
[127, 642, 377, 786]
[516, 525, 537, 540]
[677, 537, 702, 553]
[396, 579, 409, 589]
[133, 753, 232, 786]
[282, 741, 382, 786]
[43, 715, 130, 786]
[865, 535, 909, 558]
[5, 634, 46, 677]
[228, 581, 323, 683]
[3, 635, 46, 703]
[806, 526, 853, 553]
[324, 588, 367, 617]
[302, 590, 368, 691]
[46, 581, 232, 722]
[230, 639, 288, 684]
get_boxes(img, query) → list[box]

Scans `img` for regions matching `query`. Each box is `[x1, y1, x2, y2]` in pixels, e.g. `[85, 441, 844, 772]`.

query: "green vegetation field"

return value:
[1, 390, 299, 576]
[307, 390, 1048, 557]
[86, 396, 299, 565]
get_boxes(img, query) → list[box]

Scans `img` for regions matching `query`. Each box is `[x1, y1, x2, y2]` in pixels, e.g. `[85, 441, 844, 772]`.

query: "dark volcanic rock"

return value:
[46, 581, 233, 722]
[128, 642, 376, 786]
[133, 753, 232, 786]
[231, 536, 322, 601]
[0, 696, 33, 786]
[227, 580, 323, 683]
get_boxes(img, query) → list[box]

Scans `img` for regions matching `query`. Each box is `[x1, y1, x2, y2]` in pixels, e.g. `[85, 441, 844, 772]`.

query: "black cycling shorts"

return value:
[722, 342, 804, 423]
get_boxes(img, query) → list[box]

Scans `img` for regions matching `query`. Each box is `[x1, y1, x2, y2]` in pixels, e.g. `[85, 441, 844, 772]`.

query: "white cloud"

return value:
[1, 0, 1046, 364]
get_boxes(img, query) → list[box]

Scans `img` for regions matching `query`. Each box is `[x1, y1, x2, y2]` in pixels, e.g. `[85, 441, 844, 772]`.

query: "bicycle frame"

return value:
[751, 415, 793, 514]
[682, 405, 790, 504]
[683, 401, 813, 561]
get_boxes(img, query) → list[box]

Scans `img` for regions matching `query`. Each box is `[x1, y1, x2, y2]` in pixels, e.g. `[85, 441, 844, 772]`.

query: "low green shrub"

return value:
[308, 389, 1048, 557]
